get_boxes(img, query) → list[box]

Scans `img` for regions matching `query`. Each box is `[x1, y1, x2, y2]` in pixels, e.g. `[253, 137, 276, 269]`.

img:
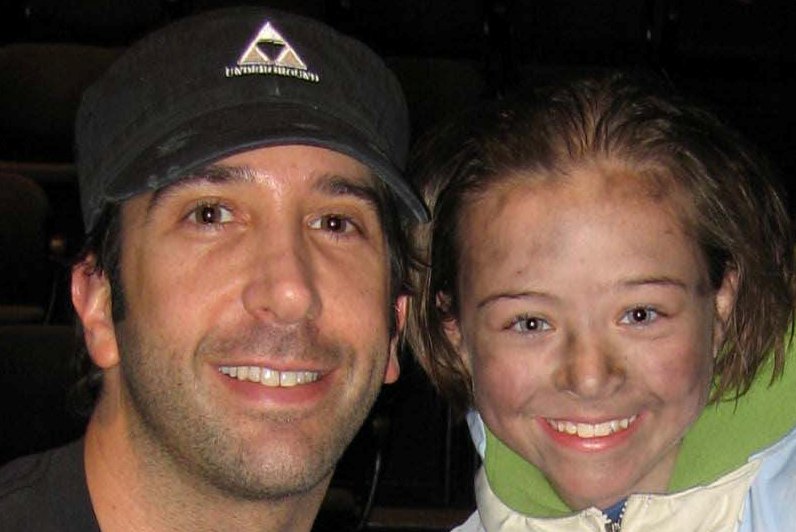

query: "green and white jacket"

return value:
[457, 346, 796, 531]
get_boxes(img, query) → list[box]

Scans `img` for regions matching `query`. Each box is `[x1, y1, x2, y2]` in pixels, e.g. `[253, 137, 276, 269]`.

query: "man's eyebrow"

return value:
[144, 165, 382, 219]
[312, 173, 381, 212]
[145, 165, 257, 216]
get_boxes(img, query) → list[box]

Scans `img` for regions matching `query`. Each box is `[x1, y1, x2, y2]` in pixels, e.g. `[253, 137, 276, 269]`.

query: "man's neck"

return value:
[83, 399, 328, 531]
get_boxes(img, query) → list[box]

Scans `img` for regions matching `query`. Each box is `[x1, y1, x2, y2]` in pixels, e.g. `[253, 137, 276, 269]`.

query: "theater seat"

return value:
[0, 173, 52, 323]
[0, 324, 86, 466]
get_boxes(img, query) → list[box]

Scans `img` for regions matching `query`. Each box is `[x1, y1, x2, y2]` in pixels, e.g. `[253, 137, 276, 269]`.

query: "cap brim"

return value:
[89, 102, 428, 228]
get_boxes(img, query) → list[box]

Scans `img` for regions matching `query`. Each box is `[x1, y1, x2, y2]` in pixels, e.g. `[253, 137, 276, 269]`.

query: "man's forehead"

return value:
[213, 145, 376, 187]
[138, 149, 383, 214]
[168, 161, 379, 198]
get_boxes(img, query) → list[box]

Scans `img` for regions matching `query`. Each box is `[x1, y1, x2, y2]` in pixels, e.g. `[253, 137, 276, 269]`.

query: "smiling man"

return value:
[0, 7, 426, 531]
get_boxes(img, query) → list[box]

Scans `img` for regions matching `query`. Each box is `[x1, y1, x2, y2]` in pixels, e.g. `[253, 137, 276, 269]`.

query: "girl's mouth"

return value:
[545, 415, 638, 438]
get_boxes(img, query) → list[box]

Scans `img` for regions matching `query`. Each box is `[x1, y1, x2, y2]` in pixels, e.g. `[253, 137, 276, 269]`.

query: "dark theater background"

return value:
[1, 1, 794, 530]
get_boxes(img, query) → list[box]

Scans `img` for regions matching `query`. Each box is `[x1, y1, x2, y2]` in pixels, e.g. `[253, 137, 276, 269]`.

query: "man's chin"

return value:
[196, 441, 339, 501]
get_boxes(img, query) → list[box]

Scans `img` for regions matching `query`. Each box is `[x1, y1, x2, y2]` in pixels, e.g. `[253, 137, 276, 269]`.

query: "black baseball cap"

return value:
[76, 6, 428, 232]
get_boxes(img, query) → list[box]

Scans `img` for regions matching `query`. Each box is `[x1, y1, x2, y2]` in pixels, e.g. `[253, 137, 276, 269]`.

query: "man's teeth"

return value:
[547, 415, 637, 438]
[218, 366, 320, 387]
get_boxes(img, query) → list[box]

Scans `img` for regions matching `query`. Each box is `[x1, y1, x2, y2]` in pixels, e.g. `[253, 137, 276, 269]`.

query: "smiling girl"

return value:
[408, 74, 796, 531]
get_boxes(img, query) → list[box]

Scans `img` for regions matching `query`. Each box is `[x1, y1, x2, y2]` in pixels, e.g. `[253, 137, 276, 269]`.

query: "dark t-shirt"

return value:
[0, 439, 99, 531]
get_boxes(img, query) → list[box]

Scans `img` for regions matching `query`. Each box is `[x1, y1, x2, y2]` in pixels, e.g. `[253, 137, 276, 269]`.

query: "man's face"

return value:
[105, 145, 403, 499]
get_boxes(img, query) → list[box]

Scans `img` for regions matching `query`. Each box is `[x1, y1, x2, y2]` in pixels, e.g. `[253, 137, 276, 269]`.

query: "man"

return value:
[0, 6, 426, 531]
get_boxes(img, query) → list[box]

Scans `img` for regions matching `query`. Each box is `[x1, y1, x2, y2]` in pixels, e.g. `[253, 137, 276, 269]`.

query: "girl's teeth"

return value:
[219, 366, 320, 387]
[547, 415, 637, 438]
[594, 423, 611, 437]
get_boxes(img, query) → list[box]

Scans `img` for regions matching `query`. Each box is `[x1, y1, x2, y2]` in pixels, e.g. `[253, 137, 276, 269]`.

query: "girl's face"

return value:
[444, 164, 736, 510]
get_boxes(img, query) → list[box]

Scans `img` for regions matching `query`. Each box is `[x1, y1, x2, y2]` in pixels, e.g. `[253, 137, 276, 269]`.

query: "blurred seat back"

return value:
[0, 173, 52, 323]
[0, 43, 121, 162]
[0, 324, 86, 465]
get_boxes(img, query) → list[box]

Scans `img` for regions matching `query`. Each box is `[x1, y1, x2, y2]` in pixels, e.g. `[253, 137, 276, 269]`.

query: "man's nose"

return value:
[554, 333, 625, 400]
[241, 228, 320, 325]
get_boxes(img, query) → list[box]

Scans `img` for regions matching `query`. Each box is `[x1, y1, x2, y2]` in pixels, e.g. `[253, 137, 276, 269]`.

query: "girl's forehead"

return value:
[469, 161, 687, 216]
[456, 163, 702, 268]
[454, 165, 711, 297]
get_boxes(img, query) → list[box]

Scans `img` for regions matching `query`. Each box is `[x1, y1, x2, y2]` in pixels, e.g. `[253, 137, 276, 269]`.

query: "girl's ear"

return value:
[384, 295, 408, 384]
[713, 267, 739, 349]
[437, 291, 470, 373]
[72, 256, 120, 369]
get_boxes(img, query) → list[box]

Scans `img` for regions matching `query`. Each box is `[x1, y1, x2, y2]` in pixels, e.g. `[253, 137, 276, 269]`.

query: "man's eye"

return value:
[309, 214, 357, 234]
[188, 203, 233, 225]
[509, 315, 551, 333]
[620, 306, 659, 325]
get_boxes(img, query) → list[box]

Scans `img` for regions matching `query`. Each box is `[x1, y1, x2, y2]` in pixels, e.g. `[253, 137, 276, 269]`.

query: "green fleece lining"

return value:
[485, 340, 796, 517]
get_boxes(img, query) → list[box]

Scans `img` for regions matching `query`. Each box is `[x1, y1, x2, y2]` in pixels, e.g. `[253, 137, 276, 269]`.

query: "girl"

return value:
[408, 74, 796, 530]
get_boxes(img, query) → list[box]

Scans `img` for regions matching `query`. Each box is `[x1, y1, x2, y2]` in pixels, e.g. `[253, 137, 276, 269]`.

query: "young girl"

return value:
[407, 74, 796, 530]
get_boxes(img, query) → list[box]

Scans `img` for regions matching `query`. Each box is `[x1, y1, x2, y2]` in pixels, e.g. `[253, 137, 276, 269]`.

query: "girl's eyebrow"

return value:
[618, 276, 688, 290]
[476, 277, 689, 311]
[477, 290, 556, 311]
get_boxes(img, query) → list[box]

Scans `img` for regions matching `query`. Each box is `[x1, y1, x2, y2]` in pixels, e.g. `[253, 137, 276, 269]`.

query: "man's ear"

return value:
[72, 256, 120, 369]
[713, 267, 739, 350]
[384, 294, 408, 384]
[437, 291, 470, 374]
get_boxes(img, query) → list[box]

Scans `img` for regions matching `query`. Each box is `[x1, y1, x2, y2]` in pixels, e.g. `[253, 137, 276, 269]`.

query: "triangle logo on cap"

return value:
[224, 19, 320, 83]
[238, 22, 307, 70]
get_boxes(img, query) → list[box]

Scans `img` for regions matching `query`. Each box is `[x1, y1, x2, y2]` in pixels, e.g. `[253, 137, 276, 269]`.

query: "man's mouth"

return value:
[218, 366, 321, 387]
[545, 415, 638, 438]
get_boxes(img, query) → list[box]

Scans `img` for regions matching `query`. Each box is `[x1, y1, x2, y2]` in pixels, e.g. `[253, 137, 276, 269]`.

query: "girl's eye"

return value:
[509, 315, 552, 333]
[188, 203, 233, 225]
[620, 306, 659, 325]
[309, 214, 357, 234]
